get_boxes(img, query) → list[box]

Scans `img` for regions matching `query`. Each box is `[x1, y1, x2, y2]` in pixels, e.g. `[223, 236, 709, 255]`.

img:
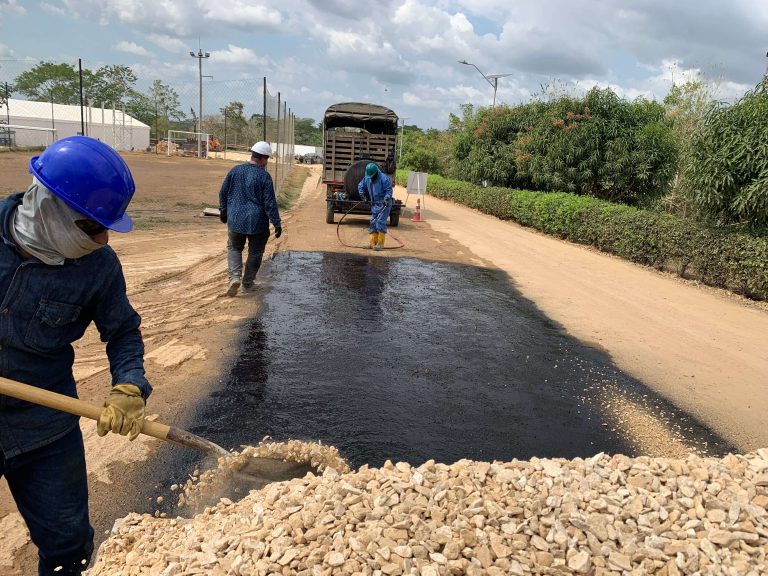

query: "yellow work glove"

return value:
[96, 384, 145, 441]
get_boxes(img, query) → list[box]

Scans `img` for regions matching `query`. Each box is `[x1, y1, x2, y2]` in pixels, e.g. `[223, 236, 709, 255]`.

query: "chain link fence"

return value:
[0, 58, 295, 193]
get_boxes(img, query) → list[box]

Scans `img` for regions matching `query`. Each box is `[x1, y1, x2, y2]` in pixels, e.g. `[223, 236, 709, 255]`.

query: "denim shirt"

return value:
[218, 163, 281, 235]
[0, 193, 151, 458]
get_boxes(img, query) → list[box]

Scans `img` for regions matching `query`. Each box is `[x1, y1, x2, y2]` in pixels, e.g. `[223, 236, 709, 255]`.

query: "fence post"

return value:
[78, 59, 85, 136]
[262, 77, 267, 142]
[276, 92, 281, 196]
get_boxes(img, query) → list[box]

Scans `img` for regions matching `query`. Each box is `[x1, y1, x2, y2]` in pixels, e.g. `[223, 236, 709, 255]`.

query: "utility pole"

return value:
[189, 48, 210, 158]
[398, 117, 409, 163]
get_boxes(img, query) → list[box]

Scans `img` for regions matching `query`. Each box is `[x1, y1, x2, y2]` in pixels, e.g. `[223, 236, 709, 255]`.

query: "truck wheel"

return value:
[390, 211, 400, 227]
[326, 201, 335, 224]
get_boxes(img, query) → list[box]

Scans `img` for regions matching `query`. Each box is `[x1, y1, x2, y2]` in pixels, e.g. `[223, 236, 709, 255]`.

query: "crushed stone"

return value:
[86, 443, 768, 575]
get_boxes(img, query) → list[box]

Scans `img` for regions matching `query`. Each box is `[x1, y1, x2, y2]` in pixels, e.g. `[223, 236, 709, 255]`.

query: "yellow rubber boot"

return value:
[369, 233, 378, 249]
[378, 232, 386, 248]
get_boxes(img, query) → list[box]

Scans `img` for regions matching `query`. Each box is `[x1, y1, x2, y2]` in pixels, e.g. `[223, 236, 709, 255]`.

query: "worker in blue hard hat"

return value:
[357, 162, 393, 251]
[0, 136, 151, 575]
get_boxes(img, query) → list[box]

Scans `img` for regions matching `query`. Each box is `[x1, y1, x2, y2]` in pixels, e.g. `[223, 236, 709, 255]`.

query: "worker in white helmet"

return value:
[218, 141, 283, 296]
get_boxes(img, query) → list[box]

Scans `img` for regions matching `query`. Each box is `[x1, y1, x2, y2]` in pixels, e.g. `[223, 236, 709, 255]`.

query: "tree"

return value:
[89, 65, 138, 105]
[13, 61, 140, 108]
[126, 80, 184, 140]
[13, 61, 86, 104]
[148, 80, 183, 121]
[294, 117, 322, 146]
[217, 101, 249, 145]
[513, 88, 677, 204]
[685, 82, 768, 226]
[400, 126, 452, 176]
[661, 79, 719, 217]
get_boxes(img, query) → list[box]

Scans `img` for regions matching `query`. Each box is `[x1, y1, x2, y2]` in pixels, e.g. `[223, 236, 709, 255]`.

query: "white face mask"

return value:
[11, 178, 105, 265]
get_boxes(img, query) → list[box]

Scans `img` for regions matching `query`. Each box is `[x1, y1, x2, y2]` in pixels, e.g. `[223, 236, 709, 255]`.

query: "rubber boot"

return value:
[378, 232, 386, 248]
[369, 233, 378, 249]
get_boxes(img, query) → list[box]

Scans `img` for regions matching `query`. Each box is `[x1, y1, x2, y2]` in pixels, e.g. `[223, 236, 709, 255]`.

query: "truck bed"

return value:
[323, 132, 397, 182]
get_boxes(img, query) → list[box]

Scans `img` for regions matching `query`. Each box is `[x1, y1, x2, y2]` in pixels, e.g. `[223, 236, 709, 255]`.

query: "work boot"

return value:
[226, 280, 240, 297]
[378, 232, 386, 248]
[369, 233, 378, 249]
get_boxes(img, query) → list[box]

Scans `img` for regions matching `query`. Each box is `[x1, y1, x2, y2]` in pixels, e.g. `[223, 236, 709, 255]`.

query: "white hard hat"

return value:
[251, 141, 272, 156]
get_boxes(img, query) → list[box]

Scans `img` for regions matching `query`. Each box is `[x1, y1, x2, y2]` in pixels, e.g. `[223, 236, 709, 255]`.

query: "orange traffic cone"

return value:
[411, 198, 424, 222]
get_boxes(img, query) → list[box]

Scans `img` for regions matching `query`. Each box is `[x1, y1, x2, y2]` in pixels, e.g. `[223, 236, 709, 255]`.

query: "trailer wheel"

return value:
[326, 201, 335, 224]
[390, 211, 400, 227]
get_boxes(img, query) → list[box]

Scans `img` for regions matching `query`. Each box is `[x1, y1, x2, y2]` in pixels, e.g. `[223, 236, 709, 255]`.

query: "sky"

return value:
[0, 0, 767, 129]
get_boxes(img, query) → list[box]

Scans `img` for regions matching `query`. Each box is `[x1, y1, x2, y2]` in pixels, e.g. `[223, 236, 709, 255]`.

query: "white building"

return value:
[0, 98, 150, 151]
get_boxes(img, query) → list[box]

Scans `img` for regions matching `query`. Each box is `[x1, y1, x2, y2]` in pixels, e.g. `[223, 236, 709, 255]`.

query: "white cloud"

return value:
[0, 42, 14, 57]
[145, 34, 189, 55]
[41, 2, 65, 16]
[403, 91, 442, 108]
[115, 41, 151, 57]
[203, 1, 282, 29]
[0, 0, 26, 15]
[210, 45, 269, 67]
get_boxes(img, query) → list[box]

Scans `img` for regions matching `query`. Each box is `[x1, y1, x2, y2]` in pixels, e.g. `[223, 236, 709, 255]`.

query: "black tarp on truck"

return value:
[323, 102, 402, 226]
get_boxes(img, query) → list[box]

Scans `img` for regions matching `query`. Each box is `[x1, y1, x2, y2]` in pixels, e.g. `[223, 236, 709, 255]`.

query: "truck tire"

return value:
[344, 158, 374, 201]
[326, 201, 335, 224]
[390, 211, 400, 227]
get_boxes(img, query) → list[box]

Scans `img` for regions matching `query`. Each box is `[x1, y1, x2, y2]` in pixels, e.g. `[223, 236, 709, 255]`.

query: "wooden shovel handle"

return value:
[0, 376, 229, 457]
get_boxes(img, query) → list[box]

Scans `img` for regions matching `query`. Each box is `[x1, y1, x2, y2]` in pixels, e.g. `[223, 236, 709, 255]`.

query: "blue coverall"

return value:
[358, 172, 393, 233]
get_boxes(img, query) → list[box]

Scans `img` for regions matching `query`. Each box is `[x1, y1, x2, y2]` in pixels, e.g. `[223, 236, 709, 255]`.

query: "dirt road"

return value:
[0, 154, 765, 572]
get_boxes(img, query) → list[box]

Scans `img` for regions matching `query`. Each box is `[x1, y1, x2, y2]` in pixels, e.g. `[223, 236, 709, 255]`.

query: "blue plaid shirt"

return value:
[0, 193, 151, 457]
[219, 163, 281, 234]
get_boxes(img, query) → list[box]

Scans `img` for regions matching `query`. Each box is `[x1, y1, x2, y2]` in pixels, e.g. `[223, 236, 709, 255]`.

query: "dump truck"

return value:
[323, 102, 402, 226]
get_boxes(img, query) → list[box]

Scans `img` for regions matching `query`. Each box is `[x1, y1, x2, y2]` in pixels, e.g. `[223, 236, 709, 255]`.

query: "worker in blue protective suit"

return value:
[357, 162, 393, 251]
[0, 136, 152, 575]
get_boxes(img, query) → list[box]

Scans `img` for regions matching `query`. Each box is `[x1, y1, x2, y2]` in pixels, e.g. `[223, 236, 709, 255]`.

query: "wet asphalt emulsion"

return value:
[188, 252, 734, 470]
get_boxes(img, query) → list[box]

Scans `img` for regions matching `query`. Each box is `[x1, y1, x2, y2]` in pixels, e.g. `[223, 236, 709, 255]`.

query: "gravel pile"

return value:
[87, 446, 768, 575]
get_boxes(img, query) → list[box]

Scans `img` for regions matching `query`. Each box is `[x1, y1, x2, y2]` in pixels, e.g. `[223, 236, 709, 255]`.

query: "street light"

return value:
[763, 52, 768, 82]
[458, 60, 511, 110]
[190, 48, 210, 158]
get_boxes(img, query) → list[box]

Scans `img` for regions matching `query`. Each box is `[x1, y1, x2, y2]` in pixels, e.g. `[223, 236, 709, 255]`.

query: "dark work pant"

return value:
[227, 230, 270, 285]
[0, 427, 94, 575]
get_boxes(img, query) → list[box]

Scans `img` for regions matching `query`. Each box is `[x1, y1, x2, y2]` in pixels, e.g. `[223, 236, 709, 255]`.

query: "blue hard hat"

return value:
[29, 136, 135, 232]
[365, 162, 379, 177]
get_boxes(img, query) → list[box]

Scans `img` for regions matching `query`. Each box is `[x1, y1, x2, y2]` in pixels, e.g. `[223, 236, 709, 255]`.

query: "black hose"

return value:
[335, 201, 405, 250]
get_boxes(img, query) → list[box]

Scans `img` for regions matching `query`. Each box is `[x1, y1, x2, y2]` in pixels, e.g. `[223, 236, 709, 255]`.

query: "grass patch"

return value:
[131, 215, 173, 230]
[277, 165, 310, 211]
[175, 201, 217, 209]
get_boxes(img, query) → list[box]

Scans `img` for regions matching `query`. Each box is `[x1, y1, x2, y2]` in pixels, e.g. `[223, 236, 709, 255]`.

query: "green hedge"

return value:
[397, 170, 768, 300]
